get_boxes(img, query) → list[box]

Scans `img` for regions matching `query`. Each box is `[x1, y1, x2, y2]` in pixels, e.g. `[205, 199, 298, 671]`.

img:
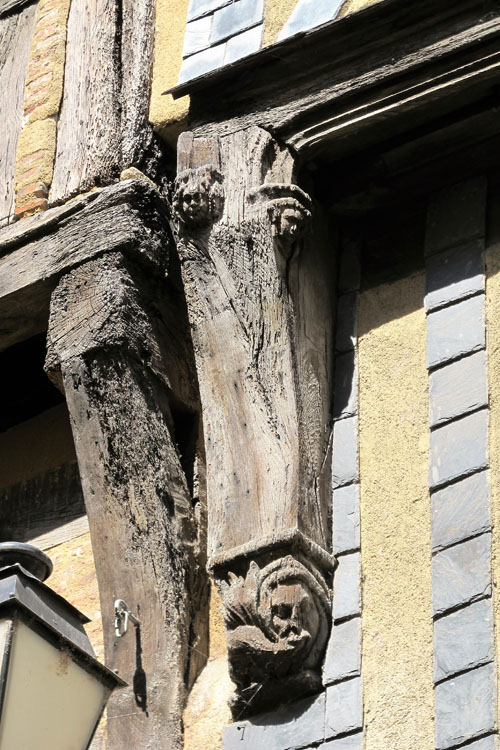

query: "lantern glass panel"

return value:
[0, 618, 110, 750]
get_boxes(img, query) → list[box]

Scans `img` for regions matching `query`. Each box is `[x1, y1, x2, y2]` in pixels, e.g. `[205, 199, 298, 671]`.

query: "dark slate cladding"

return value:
[425, 176, 497, 750]
[179, 0, 264, 83]
[222, 216, 364, 750]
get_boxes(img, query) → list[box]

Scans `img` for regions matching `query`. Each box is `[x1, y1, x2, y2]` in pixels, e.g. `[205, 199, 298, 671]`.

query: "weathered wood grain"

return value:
[46, 252, 208, 749]
[0, 2, 36, 224]
[50, 0, 162, 203]
[120, 0, 157, 170]
[0, 0, 33, 17]
[49, 0, 121, 202]
[175, 128, 335, 713]
[0, 180, 171, 352]
[177, 128, 334, 561]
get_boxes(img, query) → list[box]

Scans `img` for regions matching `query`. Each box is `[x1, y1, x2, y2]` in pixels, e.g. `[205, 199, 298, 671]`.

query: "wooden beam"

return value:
[170, 0, 500, 161]
[49, 0, 162, 203]
[49, 0, 121, 202]
[0, 179, 172, 351]
[0, 0, 34, 19]
[45, 250, 208, 749]
[175, 128, 336, 716]
[0, 3, 36, 223]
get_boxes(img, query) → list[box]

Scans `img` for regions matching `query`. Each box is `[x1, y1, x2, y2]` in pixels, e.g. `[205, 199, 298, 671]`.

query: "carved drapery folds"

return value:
[175, 128, 336, 716]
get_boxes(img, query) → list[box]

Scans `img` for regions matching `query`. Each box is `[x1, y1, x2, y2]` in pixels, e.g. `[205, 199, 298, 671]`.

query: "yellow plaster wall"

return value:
[46, 532, 105, 748]
[485, 231, 500, 736]
[262, 0, 298, 47]
[150, 0, 190, 145]
[46, 532, 103, 659]
[358, 273, 434, 750]
[338, 0, 382, 20]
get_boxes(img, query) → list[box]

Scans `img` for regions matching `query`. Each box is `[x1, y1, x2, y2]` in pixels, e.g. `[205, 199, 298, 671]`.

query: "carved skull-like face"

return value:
[268, 199, 311, 257]
[269, 580, 320, 646]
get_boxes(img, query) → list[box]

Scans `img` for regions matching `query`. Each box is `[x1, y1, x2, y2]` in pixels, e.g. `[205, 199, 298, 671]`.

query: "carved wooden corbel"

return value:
[175, 128, 336, 717]
[173, 164, 224, 229]
[247, 183, 312, 258]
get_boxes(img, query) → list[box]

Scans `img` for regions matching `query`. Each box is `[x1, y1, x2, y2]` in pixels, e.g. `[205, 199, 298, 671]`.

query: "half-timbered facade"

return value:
[1, 1, 500, 749]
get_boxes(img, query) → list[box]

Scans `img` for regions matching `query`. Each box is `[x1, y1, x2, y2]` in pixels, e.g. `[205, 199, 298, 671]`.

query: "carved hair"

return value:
[173, 165, 224, 227]
[218, 555, 330, 680]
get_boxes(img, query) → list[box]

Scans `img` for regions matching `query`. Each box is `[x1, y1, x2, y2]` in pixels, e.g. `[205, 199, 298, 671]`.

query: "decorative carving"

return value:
[247, 183, 312, 256]
[217, 555, 331, 716]
[176, 130, 335, 718]
[173, 165, 224, 228]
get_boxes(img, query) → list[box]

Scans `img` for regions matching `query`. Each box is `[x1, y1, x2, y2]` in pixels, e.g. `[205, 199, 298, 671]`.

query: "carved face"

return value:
[279, 208, 304, 244]
[269, 580, 320, 645]
[174, 166, 224, 228]
[180, 180, 210, 225]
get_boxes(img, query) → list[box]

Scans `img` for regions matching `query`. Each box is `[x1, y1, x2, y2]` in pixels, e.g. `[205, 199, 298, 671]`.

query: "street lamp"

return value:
[0, 542, 124, 750]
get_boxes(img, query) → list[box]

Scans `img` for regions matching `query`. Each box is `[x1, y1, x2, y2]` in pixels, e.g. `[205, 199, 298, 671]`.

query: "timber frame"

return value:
[166, 0, 500, 719]
[0, 179, 210, 747]
[170, 0, 500, 159]
[2, 0, 500, 744]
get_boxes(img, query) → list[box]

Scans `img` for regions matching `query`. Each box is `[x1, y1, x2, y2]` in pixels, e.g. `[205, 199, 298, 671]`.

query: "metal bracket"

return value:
[114, 599, 140, 638]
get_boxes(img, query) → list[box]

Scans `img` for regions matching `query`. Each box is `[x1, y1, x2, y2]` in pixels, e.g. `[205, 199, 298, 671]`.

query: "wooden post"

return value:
[175, 127, 336, 716]
[45, 249, 207, 749]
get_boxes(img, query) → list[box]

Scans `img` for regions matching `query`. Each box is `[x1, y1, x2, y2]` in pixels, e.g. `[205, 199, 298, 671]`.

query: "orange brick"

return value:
[37, 8, 59, 25]
[16, 181, 48, 199]
[29, 48, 56, 66]
[34, 23, 59, 41]
[27, 59, 51, 78]
[24, 84, 51, 109]
[26, 72, 53, 93]
[17, 165, 42, 183]
[16, 149, 46, 170]
[38, 0, 62, 12]
[14, 197, 48, 218]
[32, 33, 63, 52]
[24, 99, 50, 116]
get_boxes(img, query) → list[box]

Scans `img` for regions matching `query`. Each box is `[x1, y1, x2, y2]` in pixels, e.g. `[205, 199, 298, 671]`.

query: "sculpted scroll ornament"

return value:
[247, 183, 313, 257]
[217, 555, 331, 715]
[173, 165, 224, 228]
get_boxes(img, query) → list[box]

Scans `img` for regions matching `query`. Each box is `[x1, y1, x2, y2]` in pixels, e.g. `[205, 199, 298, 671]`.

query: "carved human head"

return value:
[173, 165, 224, 228]
[268, 579, 321, 645]
[246, 184, 313, 257]
[274, 204, 309, 248]
[258, 556, 329, 662]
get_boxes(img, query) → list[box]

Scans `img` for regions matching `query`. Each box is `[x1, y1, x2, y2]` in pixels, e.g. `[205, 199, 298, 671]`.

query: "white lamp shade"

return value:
[0, 616, 111, 750]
